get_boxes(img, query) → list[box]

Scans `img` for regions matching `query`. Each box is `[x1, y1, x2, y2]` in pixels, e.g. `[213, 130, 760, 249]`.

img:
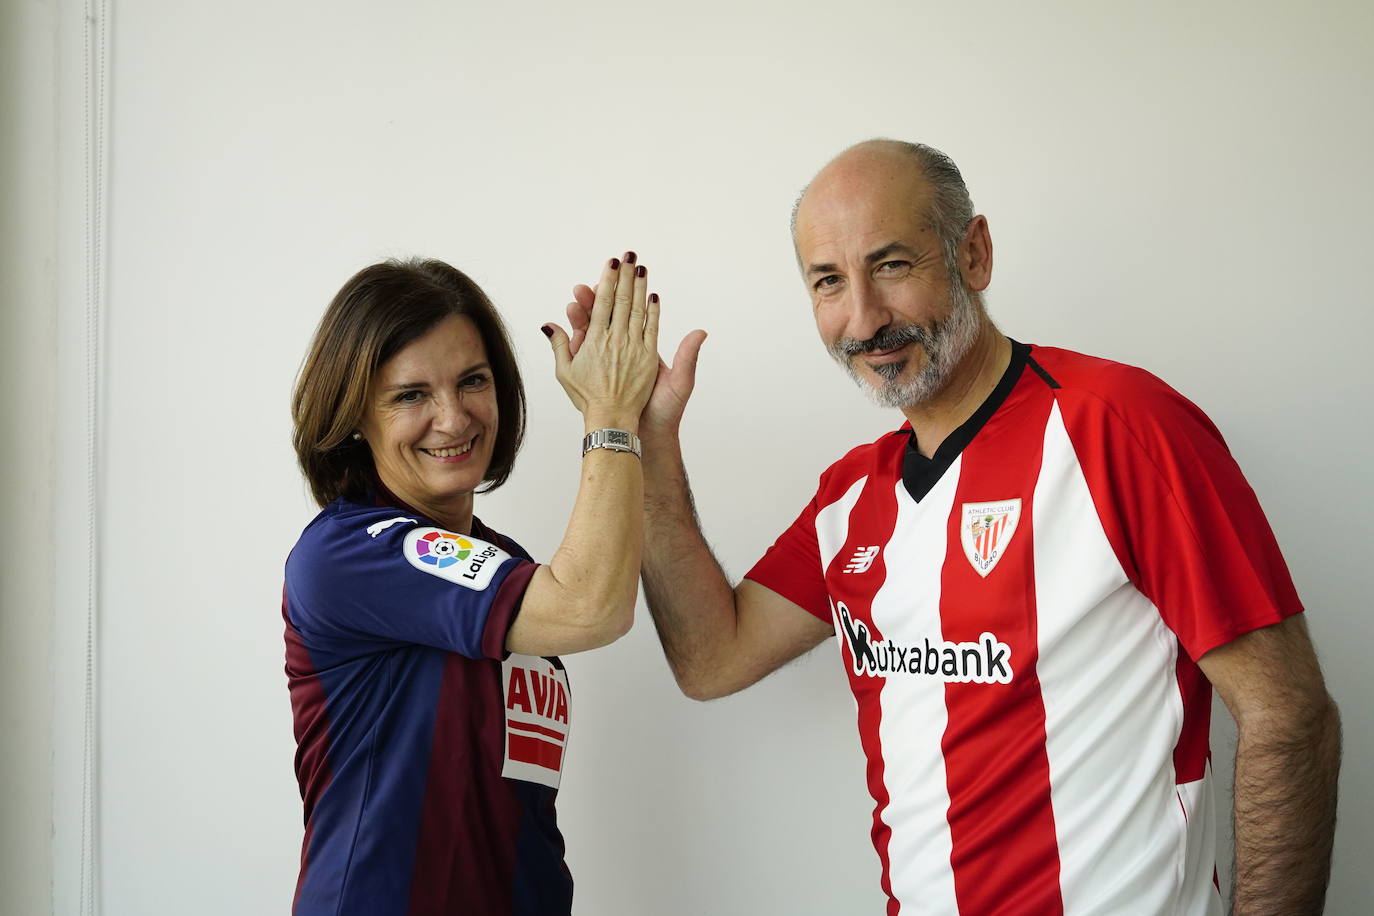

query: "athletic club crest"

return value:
[960, 499, 1022, 577]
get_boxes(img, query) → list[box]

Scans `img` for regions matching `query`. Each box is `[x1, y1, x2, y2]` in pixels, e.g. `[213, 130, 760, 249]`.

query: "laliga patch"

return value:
[501, 654, 570, 789]
[403, 526, 509, 590]
[960, 498, 1022, 578]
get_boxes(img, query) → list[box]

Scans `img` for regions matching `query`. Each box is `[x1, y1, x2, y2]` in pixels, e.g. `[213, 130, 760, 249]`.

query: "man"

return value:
[562, 140, 1340, 913]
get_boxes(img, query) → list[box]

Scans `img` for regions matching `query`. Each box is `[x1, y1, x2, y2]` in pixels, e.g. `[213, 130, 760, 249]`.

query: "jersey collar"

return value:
[899, 339, 1031, 503]
[368, 477, 496, 543]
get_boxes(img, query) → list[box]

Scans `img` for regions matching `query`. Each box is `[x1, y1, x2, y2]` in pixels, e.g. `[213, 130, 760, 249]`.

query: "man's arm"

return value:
[566, 282, 829, 697]
[565, 281, 831, 698]
[1197, 615, 1341, 915]
[640, 428, 833, 700]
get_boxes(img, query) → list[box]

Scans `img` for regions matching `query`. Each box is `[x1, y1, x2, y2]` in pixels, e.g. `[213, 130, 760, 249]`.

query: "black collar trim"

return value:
[1027, 353, 1061, 389]
[900, 340, 1031, 503]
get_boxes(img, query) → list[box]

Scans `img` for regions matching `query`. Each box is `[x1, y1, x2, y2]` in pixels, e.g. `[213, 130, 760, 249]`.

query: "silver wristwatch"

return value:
[582, 428, 642, 458]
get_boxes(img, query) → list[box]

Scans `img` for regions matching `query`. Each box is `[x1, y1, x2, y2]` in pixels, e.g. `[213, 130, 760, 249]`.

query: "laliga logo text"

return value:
[403, 527, 510, 591]
[458, 542, 500, 582]
[837, 602, 1013, 684]
[412, 530, 500, 580]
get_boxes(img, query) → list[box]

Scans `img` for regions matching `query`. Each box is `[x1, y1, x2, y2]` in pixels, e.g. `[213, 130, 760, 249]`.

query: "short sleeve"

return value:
[285, 512, 537, 660]
[1058, 371, 1304, 660]
[744, 497, 832, 623]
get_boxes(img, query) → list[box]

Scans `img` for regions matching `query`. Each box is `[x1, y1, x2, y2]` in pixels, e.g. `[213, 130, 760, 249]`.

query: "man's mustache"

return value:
[833, 324, 935, 358]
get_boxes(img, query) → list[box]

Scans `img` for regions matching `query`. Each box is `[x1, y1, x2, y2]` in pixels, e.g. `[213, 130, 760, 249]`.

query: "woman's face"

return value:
[357, 314, 499, 517]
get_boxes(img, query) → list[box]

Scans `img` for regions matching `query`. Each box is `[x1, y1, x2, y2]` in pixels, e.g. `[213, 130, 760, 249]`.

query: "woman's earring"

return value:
[352, 432, 363, 441]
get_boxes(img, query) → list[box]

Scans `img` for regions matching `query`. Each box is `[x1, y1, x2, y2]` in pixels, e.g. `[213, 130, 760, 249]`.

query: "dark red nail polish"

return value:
[540, 325, 553, 338]
[610, 258, 621, 271]
[635, 265, 647, 278]
[624, 251, 637, 264]
[649, 293, 659, 304]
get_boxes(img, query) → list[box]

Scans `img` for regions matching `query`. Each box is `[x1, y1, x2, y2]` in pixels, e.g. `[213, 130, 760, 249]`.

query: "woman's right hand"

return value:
[543, 253, 659, 428]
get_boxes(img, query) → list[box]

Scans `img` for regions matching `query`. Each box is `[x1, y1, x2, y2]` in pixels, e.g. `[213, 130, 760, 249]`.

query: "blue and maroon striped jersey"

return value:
[284, 494, 573, 915]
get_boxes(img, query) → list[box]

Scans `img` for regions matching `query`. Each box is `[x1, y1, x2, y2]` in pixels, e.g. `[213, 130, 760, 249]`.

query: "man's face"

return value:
[795, 165, 981, 408]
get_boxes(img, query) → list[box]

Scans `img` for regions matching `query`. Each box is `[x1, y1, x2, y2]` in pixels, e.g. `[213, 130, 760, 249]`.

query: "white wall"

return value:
[0, 0, 58, 913]
[15, 0, 1372, 913]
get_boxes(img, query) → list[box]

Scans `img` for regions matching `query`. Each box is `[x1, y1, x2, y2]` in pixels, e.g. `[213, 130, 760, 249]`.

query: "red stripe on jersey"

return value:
[406, 653, 519, 915]
[508, 720, 567, 742]
[1045, 351, 1303, 788]
[283, 588, 334, 912]
[822, 470, 903, 915]
[940, 391, 1064, 914]
[509, 734, 565, 770]
[1173, 653, 1212, 782]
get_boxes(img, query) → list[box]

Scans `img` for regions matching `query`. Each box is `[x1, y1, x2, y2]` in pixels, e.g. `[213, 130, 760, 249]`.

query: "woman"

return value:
[285, 253, 658, 915]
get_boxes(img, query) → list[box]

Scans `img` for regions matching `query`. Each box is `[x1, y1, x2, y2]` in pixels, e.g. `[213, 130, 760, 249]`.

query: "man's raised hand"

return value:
[564, 259, 706, 436]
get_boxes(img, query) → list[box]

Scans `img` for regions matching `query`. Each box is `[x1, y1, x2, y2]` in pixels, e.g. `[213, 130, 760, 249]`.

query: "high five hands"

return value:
[542, 253, 664, 424]
[556, 251, 708, 436]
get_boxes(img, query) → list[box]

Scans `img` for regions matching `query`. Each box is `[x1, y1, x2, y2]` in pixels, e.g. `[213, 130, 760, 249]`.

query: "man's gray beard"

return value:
[828, 282, 983, 409]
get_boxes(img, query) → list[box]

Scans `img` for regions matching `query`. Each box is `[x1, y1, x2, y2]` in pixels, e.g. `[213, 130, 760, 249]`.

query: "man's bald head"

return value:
[791, 139, 993, 409]
[792, 139, 976, 264]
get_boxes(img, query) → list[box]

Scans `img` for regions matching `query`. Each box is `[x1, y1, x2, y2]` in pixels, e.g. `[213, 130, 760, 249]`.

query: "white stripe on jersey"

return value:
[872, 464, 963, 912]
[1034, 402, 1211, 914]
[815, 476, 868, 574]
[1175, 762, 1224, 915]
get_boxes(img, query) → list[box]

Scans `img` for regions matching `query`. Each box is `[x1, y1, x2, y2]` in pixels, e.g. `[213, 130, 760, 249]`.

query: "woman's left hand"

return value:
[542, 252, 659, 427]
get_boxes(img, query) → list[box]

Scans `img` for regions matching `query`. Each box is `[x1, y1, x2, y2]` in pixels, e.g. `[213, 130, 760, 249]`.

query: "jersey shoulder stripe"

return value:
[815, 427, 911, 509]
[1032, 345, 1303, 660]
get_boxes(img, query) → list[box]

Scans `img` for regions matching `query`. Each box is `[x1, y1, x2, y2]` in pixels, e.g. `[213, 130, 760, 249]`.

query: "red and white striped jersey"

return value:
[746, 342, 1303, 915]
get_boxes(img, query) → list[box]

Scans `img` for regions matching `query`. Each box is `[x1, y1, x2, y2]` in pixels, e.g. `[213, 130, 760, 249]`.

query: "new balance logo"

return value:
[843, 545, 880, 574]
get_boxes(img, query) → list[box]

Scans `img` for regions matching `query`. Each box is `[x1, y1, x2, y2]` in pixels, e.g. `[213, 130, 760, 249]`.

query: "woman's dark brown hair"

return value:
[292, 258, 526, 507]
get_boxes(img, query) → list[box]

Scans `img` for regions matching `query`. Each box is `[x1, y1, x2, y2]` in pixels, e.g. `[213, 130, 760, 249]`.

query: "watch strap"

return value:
[582, 428, 642, 458]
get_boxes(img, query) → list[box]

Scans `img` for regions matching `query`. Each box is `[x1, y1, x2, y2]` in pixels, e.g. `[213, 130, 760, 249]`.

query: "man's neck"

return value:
[900, 325, 1012, 458]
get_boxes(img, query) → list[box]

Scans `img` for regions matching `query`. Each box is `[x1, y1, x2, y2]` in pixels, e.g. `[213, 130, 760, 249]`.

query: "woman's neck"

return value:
[377, 478, 474, 535]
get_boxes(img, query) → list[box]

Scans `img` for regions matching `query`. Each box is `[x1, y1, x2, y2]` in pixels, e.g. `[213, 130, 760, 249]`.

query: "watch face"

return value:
[584, 429, 639, 457]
